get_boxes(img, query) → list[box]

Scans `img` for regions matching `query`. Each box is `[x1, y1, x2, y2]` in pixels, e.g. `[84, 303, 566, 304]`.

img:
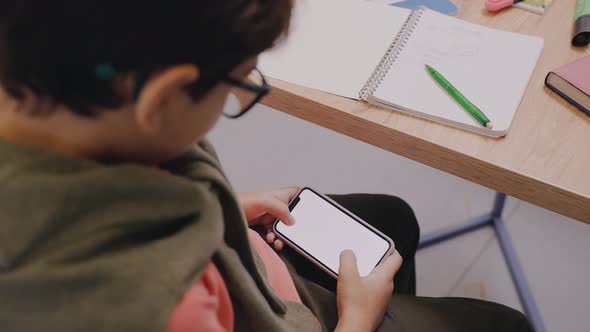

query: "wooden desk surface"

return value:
[262, 0, 590, 224]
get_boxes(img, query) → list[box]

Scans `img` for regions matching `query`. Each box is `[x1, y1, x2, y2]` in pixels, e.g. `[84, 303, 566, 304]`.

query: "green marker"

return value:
[425, 64, 492, 129]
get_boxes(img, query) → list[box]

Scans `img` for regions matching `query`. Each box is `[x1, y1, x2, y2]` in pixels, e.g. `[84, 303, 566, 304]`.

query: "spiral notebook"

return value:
[259, 0, 544, 137]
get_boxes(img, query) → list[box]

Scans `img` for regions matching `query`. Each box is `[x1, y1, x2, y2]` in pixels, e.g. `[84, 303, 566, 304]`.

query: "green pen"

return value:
[425, 64, 493, 129]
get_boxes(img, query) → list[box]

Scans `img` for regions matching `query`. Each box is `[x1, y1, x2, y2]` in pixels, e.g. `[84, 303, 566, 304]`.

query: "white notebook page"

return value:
[259, 0, 410, 99]
[372, 9, 543, 135]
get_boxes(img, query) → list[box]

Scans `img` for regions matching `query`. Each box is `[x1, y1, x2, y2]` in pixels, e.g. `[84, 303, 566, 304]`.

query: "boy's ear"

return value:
[134, 64, 199, 135]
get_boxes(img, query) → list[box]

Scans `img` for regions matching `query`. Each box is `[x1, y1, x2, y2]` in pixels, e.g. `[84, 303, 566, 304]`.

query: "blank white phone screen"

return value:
[276, 189, 391, 277]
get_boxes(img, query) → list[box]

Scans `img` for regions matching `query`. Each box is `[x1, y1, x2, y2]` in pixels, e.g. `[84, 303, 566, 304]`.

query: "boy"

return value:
[0, 1, 532, 331]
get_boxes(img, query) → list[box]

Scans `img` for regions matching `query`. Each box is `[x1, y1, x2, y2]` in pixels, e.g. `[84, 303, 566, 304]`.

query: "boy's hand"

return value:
[335, 250, 402, 332]
[236, 186, 299, 251]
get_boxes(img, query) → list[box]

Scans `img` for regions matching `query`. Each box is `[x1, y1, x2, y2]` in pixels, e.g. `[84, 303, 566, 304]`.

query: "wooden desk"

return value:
[262, 0, 590, 224]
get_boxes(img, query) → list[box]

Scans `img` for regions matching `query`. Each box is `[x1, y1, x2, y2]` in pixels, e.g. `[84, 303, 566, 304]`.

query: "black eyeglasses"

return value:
[221, 67, 270, 118]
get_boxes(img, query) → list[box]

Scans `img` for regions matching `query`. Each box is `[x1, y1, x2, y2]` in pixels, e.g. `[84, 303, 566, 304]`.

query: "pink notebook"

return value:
[545, 55, 590, 116]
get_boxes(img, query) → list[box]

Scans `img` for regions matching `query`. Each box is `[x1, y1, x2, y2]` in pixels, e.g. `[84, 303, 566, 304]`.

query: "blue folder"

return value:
[391, 0, 458, 15]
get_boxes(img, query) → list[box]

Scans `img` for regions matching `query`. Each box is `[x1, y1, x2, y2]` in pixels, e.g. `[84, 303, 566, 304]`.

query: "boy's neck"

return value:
[0, 94, 109, 161]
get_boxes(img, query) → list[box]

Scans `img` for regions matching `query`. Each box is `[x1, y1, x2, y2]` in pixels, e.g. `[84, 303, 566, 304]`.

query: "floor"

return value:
[209, 104, 590, 332]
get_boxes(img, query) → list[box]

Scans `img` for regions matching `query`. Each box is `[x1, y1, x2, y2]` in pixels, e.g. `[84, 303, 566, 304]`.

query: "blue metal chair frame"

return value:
[418, 192, 545, 332]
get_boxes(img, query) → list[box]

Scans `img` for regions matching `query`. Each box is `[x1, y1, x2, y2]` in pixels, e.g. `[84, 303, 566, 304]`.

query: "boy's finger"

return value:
[266, 232, 276, 244]
[338, 250, 360, 283]
[273, 239, 284, 251]
[283, 186, 301, 201]
[259, 214, 277, 226]
[272, 186, 301, 203]
[371, 251, 402, 281]
[261, 197, 296, 226]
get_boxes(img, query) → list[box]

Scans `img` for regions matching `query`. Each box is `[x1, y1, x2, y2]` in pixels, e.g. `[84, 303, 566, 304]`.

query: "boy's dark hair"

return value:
[0, 1, 291, 116]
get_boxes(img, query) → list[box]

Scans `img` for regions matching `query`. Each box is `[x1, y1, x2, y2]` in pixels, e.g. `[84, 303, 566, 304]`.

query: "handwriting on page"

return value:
[420, 24, 481, 65]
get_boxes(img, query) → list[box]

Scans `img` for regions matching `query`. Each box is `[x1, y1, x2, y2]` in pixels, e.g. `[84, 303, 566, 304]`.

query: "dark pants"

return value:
[282, 194, 534, 332]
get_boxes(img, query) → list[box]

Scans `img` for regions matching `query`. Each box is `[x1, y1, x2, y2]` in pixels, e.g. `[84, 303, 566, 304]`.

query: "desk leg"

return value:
[418, 192, 546, 332]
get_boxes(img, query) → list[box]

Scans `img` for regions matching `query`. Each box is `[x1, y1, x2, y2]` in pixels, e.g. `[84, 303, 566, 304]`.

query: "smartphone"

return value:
[273, 187, 395, 279]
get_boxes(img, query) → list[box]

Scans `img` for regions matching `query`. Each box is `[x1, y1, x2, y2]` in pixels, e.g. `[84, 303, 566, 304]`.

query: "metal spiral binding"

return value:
[359, 8, 425, 100]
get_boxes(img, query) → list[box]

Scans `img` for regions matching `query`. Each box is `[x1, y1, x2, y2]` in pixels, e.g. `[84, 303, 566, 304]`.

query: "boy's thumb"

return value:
[372, 251, 402, 281]
[339, 250, 360, 281]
